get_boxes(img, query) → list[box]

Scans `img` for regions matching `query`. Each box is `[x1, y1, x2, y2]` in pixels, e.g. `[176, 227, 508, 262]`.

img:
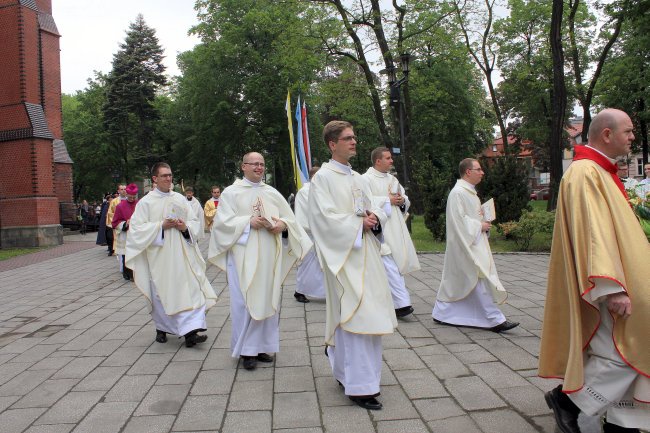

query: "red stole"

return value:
[573, 146, 628, 199]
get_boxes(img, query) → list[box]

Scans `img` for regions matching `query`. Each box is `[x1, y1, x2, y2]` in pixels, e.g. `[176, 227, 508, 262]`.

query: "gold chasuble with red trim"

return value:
[539, 146, 650, 394]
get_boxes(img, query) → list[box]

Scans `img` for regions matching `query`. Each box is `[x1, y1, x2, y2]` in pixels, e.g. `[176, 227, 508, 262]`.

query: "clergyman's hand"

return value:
[389, 193, 403, 206]
[268, 217, 286, 234]
[162, 218, 177, 230]
[481, 221, 491, 233]
[363, 212, 378, 231]
[250, 216, 269, 230]
[175, 219, 187, 232]
[606, 292, 632, 317]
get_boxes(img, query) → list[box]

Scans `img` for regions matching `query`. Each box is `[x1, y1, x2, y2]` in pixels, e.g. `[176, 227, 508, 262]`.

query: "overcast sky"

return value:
[53, 0, 201, 94]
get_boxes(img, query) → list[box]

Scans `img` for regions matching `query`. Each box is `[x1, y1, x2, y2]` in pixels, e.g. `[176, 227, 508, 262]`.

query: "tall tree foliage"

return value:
[595, 0, 650, 164]
[103, 14, 167, 181]
[62, 74, 115, 201]
[170, 0, 323, 196]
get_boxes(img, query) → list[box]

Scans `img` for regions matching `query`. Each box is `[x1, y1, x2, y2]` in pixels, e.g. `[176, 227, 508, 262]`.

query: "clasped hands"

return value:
[162, 218, 187, 232]
[389, 193, 405, 207]
[250, 216, 286, 234]
[363, 211, 378, 231]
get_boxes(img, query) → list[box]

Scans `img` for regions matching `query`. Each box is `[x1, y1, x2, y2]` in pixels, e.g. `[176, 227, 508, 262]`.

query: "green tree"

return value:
[103, 14, 167, 181]
[62, 74, 116, 201]
[170, 0, 323, 196]
[595, 0, 650, 164]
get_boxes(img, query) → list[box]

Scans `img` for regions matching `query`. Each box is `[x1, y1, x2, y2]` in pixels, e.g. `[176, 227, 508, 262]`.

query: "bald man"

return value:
[208, 152, 311, 371]
[539, 109, 650, 433]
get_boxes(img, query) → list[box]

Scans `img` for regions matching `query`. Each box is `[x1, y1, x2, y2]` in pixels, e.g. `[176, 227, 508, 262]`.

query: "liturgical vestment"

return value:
[363, 167, 420, 309]
[432, 179, 507, 328]
[187, 196, 205, 239]
[125, 189, 218, 336]
[308, 160, 397, 396]
[294, 182, 325, 299]
[208, 179, 311, 358]
[539, 146, 650, 428]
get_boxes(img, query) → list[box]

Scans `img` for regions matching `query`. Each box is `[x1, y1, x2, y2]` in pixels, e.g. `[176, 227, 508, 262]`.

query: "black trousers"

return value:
[105, 227, 114, 252]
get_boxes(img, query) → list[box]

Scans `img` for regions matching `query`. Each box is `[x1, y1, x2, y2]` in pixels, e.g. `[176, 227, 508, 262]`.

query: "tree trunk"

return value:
[548, 0, 567, 211]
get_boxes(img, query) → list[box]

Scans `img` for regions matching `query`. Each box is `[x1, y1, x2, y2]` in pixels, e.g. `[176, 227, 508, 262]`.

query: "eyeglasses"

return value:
[156, 173, 173, 178]
[243, 162, 265, 168]
[468, 168, 484, 172]
[337, 135, 357, 142]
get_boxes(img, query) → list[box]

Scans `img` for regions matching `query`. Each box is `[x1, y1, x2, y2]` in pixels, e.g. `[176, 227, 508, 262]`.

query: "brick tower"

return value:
[0, 0, 73, 248]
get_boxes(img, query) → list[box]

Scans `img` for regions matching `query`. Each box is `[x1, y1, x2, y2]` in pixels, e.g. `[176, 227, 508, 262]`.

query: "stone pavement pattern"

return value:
[0, 234, 610, 433]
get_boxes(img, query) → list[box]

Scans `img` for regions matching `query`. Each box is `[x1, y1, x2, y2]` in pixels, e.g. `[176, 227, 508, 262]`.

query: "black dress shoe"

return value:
[122, 272, 131, 281]
[242, 356, 257, 370]
[155, 330, 167, 343]
[603, 420, 640, 433]
[545, 385, 581, 433]
[490, 320, 519, 333]
[349, 396, 383, 410]
[433, 318, 453, 326]
[257, 353, 274, 362]
[395, 306, 414, 318]
[294, 292, 310, 303]
[185, 332, 208, 348]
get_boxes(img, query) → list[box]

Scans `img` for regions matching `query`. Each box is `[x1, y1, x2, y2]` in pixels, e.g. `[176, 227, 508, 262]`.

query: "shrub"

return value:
[498, 210, 555, 250]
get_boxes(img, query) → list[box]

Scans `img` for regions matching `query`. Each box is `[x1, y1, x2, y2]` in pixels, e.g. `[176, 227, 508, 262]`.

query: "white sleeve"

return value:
[353, 224, 363, 249]
[236, 223, 251, 246]
[382, 199, 392, 218]
[152, 227, 164, 246]
[586, 278, 625, 303]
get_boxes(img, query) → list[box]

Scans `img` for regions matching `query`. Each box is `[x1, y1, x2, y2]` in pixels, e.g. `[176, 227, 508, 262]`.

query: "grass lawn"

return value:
[0, 247, 46, 261]
[411, 200, 553, 253]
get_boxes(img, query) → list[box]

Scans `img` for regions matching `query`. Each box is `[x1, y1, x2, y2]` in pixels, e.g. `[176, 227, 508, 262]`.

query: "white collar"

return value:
[153, 188, 171, 197]
[243, 177, 262, 187]
[458, 178, 477, 192]
[329, 159, 352, 175]
[586, 145, 617, 164]
[367, 166, 388, 177]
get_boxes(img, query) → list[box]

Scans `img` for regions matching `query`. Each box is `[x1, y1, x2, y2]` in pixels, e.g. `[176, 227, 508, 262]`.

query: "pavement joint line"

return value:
[0, 235, 614, 432]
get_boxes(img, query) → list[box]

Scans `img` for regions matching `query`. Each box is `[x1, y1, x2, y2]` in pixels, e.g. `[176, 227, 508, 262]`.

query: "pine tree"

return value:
[103, 14, 166, 180]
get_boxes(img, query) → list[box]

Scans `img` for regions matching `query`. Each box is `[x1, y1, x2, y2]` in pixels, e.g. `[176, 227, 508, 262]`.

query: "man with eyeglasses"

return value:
[432, 158, 518, 333]
[208, 152, 312, 371]
[308, 121, 397, 410]
[184, 187, 205, 239]
[126, 162, 218, 348]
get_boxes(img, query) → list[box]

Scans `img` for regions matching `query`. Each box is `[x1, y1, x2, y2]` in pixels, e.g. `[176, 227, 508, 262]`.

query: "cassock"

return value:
[432, 179, 507, 328]
[308, 160, 397, 396]
[187, 196, 205, 239]
[112, 199, 138, 274]
[204, 198, 219, 232]
[125, 189, 217, 337]
[294, 182, 325, 299]
[363, 167, 420, 309]
[208, 179, 311, 358]
[96, 200, 109, 245]
[539, 146, 650, 428]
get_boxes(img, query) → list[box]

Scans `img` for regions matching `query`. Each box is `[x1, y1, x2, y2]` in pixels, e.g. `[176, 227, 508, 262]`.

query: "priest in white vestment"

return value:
[184, 187, 205, 239]
[208, 152, 311, 371]
[432, 158, 518, 333]
[293, 166, 325, 303]
[309, 121, 397, 411]
[126, 162, 218, 348]
[363, 147, 420, 318]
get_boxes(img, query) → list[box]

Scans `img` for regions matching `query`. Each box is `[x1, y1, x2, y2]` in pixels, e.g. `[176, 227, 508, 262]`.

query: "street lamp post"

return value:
[387, 53, 411, 229]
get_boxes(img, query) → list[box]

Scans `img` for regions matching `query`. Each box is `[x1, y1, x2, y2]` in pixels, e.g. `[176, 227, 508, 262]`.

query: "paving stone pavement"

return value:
[0, 234, 618, 432]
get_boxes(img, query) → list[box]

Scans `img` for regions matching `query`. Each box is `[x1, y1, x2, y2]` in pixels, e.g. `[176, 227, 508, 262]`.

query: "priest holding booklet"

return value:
[432, 158, 519, 333]
[208, 152, 312, 371]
